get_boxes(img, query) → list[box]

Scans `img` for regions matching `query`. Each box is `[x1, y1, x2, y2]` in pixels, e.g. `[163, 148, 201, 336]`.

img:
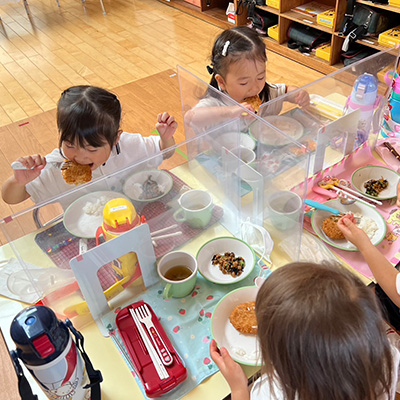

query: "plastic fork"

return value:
[11, 160, 65, 170]
[135, 305, 173, 366]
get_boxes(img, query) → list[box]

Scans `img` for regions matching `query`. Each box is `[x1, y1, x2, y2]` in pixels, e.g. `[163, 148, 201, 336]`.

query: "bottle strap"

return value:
[10, 350, 38, 400]
[66, 319, 103, 400]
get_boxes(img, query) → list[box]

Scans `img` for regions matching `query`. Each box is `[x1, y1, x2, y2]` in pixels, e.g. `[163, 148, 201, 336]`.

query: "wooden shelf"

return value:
[356, 0, 400, 13]
[163, 0, 400, 74]
[266, 39, 337, 74]
[281, 10, 334, 34]
[256, 4, 280, 15]
[333, 31, 392, 51]
[158, 0, 232, 29]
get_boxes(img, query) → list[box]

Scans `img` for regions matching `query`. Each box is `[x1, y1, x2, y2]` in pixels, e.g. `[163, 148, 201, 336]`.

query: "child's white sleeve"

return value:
[396, 273, 400, 295]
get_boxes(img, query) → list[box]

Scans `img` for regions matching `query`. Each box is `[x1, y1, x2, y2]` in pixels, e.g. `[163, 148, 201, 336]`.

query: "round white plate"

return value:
[63, 190, 129, 238]
[211, 286, 261, 366]
[250, 115, 303, 146]
[351, 165, 399, 200]
[311, 198, 386, 251]
[196, 237, 256, 284]
[123, 169, 173, 202]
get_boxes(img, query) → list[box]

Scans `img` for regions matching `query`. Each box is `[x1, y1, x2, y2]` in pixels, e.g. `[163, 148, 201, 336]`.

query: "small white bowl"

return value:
[214, 133, 256, 151]
[231, 146, 256, 164]
[123, 169, 173, 202]
[196, 237, 256, 284]
[211, 286, 261, 366]
[351, 166, 399, 200]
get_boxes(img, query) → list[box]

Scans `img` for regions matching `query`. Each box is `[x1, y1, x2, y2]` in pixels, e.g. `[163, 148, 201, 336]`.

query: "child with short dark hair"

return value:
[211, 262, 399, 400]
[2, 85, 177, 205]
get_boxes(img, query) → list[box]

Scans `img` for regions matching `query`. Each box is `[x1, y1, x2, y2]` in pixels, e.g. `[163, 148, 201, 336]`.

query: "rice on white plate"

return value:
[353, 213, 378, 240]
[82, 196, 112, 216]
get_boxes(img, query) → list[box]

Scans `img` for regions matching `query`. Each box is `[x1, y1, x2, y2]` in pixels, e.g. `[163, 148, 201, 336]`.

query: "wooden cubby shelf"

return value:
[159, 0, 400, 74]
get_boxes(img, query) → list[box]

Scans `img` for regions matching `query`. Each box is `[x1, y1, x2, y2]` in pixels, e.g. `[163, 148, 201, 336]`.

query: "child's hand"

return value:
[287, 86, 310, 108]
[209, 339, 249, 396]
[294, 90, 310, 107]
[13, 155, 46, 185]
[337, 214, 371, 251]
[239, 102, 257, 116]
[156, 112, 177, 140]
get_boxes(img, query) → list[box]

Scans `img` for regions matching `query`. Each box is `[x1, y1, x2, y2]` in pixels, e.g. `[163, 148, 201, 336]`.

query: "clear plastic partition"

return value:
[256, 48, 400, 176]
[0, 129, 243, 330]
[177, 65, 311, 270]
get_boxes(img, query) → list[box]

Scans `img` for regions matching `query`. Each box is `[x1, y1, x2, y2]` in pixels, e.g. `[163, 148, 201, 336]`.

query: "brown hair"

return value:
[57, 85, 121, 149]
[208, 26, 270, 102]
[256, 262, 393, 400]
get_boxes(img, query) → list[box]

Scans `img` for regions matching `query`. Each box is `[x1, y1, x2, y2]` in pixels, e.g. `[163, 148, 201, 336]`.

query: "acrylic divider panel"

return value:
[257, 47, 400, 177]
[177, 64, 311, 267]
[0, 127, 243, 332]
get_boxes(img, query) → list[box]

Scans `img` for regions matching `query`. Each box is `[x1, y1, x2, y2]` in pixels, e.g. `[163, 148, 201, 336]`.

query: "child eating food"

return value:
[2, 85, 177, 206]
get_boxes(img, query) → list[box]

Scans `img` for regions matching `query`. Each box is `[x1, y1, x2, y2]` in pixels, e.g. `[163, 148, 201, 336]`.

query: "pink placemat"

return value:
[375, 138, 400, 173]
[300, 144, 400, 280]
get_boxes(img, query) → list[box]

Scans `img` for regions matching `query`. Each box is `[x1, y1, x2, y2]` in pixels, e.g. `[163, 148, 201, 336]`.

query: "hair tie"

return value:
[206, 65, 214, 75]
[222, 41, 230, 57]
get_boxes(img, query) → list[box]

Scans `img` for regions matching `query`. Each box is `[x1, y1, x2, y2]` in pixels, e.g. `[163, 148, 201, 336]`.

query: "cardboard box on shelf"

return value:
[388, 0, 400, 7]
[266, 0, 280, 10]
[316, 44, 331, 62]
[226, 2, 235, 24]
[317, 9, 335, 29]
[292, 1, 332, 17]
[268, 24, 279, 41]
[379, 26, 400, 47]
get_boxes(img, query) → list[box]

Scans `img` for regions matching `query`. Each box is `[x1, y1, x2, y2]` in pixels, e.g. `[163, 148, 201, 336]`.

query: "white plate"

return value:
[63, 191, 129, 238]
[351, 165, 399, 200]
[311, 198, 386, 251]
[196, 237, 256, 284]
[250, 115, 303, 146]
[123, 169, 173, 202]
[211, 286, 261, 366]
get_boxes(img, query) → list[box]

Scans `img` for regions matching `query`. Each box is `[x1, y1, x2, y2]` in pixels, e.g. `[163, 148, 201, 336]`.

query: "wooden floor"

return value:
[0, 0, 323, 228]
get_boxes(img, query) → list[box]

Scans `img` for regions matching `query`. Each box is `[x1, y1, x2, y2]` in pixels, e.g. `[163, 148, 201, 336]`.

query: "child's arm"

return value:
[156, 112, 177, 159]
[185, 104, 255, 130]
[337, 215, 400, 307]
[2, 155, 46, 204]
[209, 340, 250, 400]
[286, 85, 310, 108]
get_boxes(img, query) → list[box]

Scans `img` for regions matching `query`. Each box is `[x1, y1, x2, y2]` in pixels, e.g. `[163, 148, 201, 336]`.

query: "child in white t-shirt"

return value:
[186, 26, 309, 130]
[2, 85, 177, 206]
[210, 262, 399, 400]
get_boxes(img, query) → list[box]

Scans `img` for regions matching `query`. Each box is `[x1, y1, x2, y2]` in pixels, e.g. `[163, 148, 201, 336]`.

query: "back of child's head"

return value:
[57, 86, 121, 149]
[256, 262, 393, 400]
[208, 26, 266, 88]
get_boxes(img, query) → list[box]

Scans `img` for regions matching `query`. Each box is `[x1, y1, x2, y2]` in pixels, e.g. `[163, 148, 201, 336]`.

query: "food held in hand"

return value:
[364, 177, 388, 197]
[322, 216, 345, 240]
[139, 175, 164, 200]
[61, 161, 92, 185]
[229, 301, 257, 335]
[211, 252, 245, 277]
[244, 96, 262, 113]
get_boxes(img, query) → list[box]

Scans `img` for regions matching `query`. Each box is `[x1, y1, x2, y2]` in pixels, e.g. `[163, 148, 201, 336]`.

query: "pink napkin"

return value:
[375, 138, 400, 172]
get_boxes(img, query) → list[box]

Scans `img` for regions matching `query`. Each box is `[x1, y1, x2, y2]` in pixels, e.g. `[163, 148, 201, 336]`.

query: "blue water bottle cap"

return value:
[10, 305, 69, 366]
